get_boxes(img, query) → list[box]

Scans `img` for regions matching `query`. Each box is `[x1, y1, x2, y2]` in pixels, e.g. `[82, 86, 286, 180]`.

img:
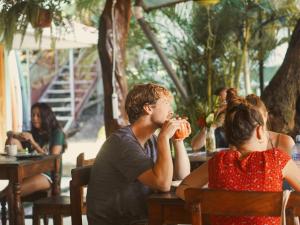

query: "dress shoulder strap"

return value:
[275, 133, 281, 148]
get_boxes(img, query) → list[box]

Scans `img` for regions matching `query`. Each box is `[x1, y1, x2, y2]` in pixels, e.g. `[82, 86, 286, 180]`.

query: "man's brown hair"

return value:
[125, 83, 172, 124]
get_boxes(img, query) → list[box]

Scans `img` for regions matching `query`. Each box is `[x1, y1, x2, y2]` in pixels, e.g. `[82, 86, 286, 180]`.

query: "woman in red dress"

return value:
[177, 89, 300, 225]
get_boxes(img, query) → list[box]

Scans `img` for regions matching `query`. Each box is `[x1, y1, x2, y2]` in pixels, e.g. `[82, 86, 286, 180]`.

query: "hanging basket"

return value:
[196, 0, 219, 6]
[29, 7, 52, 28]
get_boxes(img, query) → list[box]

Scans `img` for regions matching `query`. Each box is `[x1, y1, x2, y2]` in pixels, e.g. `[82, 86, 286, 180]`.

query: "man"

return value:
[87, 83, 191, 225]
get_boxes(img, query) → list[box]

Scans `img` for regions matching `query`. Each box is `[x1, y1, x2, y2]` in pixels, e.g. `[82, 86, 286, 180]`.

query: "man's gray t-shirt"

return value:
[86, 126, 157, 225]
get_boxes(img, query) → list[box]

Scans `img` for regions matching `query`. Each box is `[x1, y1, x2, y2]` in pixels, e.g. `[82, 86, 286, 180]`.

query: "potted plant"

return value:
[0, 0, 69, 50]
[196, 96, 220, 155]
[28, 3, 53, 28]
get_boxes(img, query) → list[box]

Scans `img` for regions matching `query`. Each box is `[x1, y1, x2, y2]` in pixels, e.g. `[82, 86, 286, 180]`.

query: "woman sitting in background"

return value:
[5, 102, 66, 196]
[191, 87, 230, 151]
[191, 112, 228, 150]
[176, 89, 300, 225]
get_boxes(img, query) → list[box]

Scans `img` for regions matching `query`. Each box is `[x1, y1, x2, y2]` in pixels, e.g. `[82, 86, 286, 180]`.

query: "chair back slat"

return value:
[185, 188, 299, 225]
[70, 165, 92, 225]
[70, 153, 94, 225]
[76, 153, 95, 167]
[71, 165, 92, 186]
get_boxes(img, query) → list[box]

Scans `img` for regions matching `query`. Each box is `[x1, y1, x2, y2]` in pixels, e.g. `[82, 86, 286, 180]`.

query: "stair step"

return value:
[57, 116, 73, 121]
[76, 65, 96, 68]
[53, 81, 70, 85]
[75, 80, 93, 85]
[52, 107, 72, 112]
[47, 90, 71, 94]
[41, 98, 72, 103]
[75, 89, 85, 93]
[75, 97, 83, 102]
[58, 73, 69, 77]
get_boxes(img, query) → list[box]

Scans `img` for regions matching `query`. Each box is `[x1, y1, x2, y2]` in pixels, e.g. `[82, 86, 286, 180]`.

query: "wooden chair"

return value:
[32, 153, 95, 225]
[1, 176, 53, 225]
[184, 188, 300, 225]
[70, 165, 92, 225]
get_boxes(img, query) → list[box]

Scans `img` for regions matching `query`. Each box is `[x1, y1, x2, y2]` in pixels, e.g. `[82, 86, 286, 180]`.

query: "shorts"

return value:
[41, 173, 53, 183]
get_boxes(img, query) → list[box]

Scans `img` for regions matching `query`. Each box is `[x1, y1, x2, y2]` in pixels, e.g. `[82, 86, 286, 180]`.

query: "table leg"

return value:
[52, 156, 61, 196]
[148, 202, 163, 225]
[7, 182, 24, 225]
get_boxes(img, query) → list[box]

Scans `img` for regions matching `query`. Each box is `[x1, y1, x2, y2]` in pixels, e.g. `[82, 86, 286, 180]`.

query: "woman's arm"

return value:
[5, 132, 23, 150]
[17, 132, 47, 154]
[50, 145, 63, 155]
[283, 159, 300, 191]
[191, 129, 206, 151]
[49, 129, 65, 155]
[176, 162, 208, 200]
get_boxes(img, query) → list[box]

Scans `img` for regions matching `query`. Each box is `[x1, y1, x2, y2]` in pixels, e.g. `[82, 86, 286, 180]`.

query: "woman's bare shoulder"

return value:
[270, 131, 295, 153]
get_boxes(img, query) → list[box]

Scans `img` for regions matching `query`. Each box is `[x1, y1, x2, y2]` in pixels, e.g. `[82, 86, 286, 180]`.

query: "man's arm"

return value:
[137, 119, 182, 192]
[173, 139, 190, 180]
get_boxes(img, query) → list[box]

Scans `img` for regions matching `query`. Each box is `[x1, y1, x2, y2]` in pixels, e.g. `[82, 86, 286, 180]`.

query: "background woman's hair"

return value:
[125, 83, 172, 124]
[31, 102, 63, 144]
[224, 89, 264, 147]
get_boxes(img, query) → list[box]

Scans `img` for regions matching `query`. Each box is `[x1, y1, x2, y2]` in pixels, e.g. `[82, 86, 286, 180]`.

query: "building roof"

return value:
[12, 21, 98, 50]
[142, 0, 188, 11]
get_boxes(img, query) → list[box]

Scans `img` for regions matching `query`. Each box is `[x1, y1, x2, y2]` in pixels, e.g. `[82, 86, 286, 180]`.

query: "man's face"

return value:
[219, 89, 227, 103]
[150, 97, 173, 127]
[31, 107, 42, 129]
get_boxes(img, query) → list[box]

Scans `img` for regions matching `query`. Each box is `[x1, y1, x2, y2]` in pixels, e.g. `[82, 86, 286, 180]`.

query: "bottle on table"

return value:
[291, 135, 300, 167]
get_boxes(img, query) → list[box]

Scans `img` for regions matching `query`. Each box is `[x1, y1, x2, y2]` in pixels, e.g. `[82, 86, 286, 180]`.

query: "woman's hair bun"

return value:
[226, 88, 239, 105]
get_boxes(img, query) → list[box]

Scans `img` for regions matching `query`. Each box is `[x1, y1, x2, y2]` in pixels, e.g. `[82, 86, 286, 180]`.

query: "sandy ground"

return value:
[62, 107, 105, 176]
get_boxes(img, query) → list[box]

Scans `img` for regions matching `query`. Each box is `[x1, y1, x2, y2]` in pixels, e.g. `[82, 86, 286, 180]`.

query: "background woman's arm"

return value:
[191, 129, 206, 151]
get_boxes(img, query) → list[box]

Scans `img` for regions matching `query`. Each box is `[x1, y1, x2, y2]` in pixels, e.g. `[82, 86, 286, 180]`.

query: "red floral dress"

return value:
[208, 148, 291, 225]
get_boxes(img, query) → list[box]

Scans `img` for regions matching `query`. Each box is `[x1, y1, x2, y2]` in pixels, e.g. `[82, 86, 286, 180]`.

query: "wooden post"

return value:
[98, 0, 131, 137]
[0, 45, 6, 150]
[69, 49, 75, 121]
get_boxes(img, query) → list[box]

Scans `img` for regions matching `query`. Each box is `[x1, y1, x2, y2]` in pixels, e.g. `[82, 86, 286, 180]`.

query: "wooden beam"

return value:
[133, 5, 190, 103]
[0, 45, 6, 150]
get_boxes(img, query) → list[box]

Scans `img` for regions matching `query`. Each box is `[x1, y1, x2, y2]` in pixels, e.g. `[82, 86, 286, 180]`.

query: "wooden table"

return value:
[188, 151, 211, 171]
[147, 151, 215, 225]
[0, 154, 60, 225]
[148, 192, 190, 225]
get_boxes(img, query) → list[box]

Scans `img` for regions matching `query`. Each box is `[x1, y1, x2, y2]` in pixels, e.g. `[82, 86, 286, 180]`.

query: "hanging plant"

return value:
[0, 0, 70, 50]
[28, 5, 52, 28]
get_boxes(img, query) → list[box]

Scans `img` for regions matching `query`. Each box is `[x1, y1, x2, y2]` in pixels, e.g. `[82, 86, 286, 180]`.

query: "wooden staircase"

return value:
[39, 59, 100, 131]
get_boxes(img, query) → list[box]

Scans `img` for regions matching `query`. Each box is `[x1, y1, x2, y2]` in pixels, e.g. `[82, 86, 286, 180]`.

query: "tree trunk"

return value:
[242, 19, 251, 95]
[261, 19, 300, 137]
[98, 0, 131, 137]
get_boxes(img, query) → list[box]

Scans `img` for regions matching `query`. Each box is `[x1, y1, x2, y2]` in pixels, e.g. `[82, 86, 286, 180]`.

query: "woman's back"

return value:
[208, 148, 290, 225]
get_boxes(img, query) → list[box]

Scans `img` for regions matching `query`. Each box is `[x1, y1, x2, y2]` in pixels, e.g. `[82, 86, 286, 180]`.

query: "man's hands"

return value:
[159, 118, 191, 140]
[173, 119, 191, 141]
